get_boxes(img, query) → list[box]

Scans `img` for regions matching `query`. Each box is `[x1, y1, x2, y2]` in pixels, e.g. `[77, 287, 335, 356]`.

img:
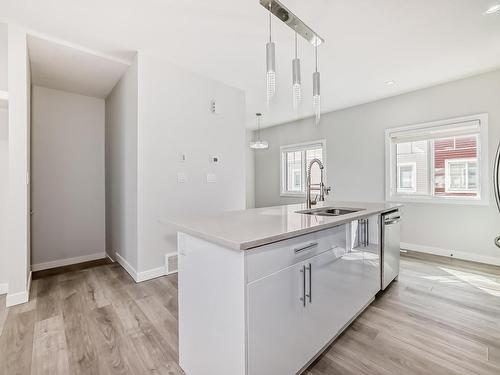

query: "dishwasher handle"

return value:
[384, 216, 401, 225]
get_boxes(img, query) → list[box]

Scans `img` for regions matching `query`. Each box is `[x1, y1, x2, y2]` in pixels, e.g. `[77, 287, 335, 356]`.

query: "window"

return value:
[281, 140, 326, 196]
[385, 114, 489, 204]
[397, 162, 416, 193]
[445, 159, 478, 193]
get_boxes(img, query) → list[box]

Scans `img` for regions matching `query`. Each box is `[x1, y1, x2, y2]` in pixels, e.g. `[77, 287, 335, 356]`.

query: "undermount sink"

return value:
[296, 207, 364, 217]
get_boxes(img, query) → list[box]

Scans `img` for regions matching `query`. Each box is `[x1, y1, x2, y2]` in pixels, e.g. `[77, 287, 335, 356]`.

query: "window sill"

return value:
[387, 195, 489, 206]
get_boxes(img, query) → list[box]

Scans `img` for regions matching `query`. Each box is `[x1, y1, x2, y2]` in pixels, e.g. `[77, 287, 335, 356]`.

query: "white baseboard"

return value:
[136, 266, 167, 282]
[31, 252, 107, 272]
[115, 252, 167, 283]
[401, 242, 500, 267]
[6, 271, 32, 307]
[0, 283, 8, 295]
[115, 252, 138, 281]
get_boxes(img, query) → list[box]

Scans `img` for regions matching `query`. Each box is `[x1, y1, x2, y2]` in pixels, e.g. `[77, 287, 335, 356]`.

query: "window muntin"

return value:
[386, 114, 488, 204]
[281, 141, 325, 196]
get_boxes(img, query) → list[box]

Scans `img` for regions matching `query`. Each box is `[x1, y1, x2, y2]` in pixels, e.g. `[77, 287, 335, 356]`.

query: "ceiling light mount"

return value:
[260, 0, 325, 46]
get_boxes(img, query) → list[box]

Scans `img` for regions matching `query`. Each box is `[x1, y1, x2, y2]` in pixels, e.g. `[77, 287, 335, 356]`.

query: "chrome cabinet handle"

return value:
[306, 263, 312, 303]
[300, 265, 306, 307]
[294, 242, 318, 254]
[494, 141, 500, 213]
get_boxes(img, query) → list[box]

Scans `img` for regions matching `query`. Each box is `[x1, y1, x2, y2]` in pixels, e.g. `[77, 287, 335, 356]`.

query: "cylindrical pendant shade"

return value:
[313, 71, 320, 96]
[266, 42, 276, 104]
[292, 58, 301, 84]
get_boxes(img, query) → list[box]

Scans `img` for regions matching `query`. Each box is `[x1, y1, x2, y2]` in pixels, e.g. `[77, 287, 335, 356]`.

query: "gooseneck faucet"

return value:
[306, 159, 331, 209]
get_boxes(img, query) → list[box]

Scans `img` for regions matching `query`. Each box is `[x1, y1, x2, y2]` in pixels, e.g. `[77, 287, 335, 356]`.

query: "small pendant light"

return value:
[312, 41, 321, 125]
[266, 4, 276, 106]
[249, 113, 269, 150]
[292, 29, 301, 111]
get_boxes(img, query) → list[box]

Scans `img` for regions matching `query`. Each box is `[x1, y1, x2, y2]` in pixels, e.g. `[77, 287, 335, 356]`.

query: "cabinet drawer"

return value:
[245, 225, 346, 284]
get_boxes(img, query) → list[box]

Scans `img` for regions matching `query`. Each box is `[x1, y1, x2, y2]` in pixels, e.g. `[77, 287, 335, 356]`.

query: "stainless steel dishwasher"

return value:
[381, 210, 401, 290]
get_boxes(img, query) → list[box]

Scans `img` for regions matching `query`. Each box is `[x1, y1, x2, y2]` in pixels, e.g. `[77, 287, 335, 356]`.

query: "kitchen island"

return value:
[173, 201, 400, 375]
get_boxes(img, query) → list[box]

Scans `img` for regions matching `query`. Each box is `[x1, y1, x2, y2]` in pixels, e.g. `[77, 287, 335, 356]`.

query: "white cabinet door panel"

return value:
[302, 248, 367, 357]
[247, 262, 309, 375]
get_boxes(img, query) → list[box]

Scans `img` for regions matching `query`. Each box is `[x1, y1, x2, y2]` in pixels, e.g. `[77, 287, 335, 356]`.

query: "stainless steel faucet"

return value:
[306, 159, 331, 209]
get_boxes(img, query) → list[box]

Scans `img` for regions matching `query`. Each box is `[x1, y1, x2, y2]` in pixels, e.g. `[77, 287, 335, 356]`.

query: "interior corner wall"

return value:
[254, 69, 500, 265]
[6, 24, 30, 305]
[31, 86, 106, 268]
[136, 53, 246, 273]
[105, 56, 138, 271]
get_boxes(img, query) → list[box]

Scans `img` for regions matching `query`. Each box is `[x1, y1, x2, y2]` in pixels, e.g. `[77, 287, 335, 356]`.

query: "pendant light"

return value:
[292, 29, 301, 110]
[266, 4, 276, 106]
[249, 113, 269, 149]
[312, 41, 321, 125]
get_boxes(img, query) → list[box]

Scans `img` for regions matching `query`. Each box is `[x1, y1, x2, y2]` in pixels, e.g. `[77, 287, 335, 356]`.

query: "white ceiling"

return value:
[28, 35, 130, 99]
[3, 0, 500, 128]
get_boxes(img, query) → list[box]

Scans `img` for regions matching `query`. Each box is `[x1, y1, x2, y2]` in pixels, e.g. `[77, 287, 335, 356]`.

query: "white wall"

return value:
[7, 24, 30, 305]
[136, 53, 246, 272]
[105, 57, 138, 270]
[0, 23, 8, 291]
[0, 23, 7, 91]
[0, 108, 8, 291]
[31, 86, 106, 268]
[254, 69, 500, 265]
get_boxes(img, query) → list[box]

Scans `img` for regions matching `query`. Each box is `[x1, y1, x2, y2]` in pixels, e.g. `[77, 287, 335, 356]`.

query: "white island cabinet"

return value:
[177, 206, 386, 375]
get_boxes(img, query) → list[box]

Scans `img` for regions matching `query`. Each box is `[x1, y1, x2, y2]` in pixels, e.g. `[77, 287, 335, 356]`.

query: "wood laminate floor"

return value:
[0, 251, 499, 375]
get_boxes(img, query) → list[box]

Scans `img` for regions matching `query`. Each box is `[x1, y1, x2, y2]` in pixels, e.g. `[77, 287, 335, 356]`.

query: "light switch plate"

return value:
[206, 173, 217, 183]
[177, 172, 188, 183]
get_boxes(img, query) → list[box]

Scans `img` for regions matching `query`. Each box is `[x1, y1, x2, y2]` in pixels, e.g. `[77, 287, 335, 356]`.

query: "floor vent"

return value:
[165, 252, 178, 275]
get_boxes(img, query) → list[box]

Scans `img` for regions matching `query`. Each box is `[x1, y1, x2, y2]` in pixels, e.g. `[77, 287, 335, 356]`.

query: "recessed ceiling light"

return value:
[485, 4, 500, 14]
[386, 80, 395, 86]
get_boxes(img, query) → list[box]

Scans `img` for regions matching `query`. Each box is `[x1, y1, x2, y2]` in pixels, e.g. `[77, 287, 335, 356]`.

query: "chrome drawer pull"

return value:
[294, 242, 318, 254]
[306, 263, 312, 303]
[300, 265, 306, 307]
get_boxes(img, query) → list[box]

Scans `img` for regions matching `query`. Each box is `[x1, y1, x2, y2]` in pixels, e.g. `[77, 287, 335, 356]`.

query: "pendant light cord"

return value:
[269, 4, 272, 42]
[257, 114, 262, 141]
[294, 29, 298, 59]
[315, 43, 318, 72]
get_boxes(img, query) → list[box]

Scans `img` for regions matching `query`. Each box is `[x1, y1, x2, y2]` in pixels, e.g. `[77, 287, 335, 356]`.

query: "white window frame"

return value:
[385, 113, 489, 205]
[444, 158, 478, 193]
[280, 139, 327, 197]
[397, 162, 417, 193]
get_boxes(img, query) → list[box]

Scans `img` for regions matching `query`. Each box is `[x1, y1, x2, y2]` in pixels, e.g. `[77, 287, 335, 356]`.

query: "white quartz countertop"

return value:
[171, 201, 401, 251]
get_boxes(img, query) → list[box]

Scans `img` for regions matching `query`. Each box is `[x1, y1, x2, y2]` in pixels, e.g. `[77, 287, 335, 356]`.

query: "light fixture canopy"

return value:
[249, 113, 269, 150]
